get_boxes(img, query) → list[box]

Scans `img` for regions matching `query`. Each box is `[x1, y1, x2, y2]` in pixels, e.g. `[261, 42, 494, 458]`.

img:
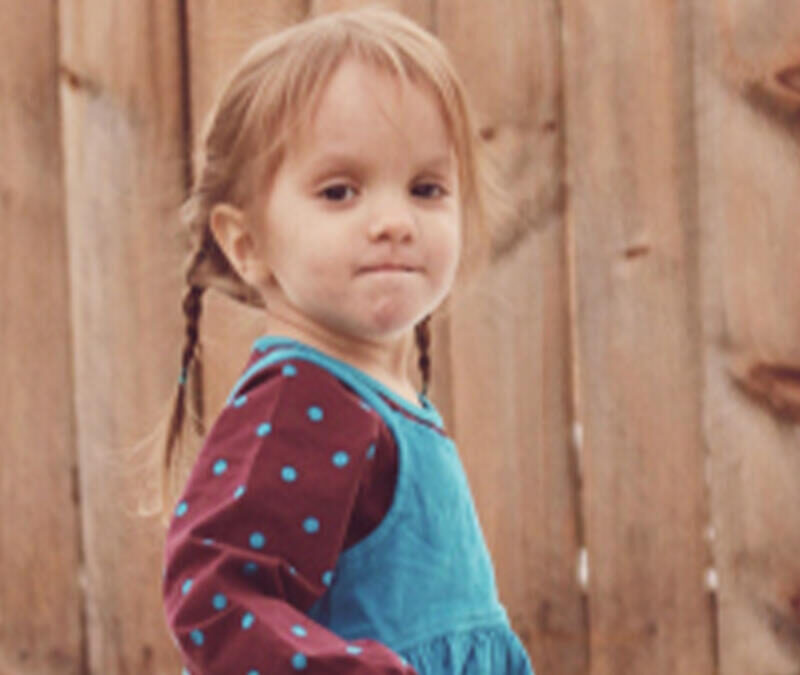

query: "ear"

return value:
[209, 203, 271, 287]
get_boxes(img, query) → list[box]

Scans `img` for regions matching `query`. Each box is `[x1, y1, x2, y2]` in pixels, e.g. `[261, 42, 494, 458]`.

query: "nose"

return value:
[367, 193, 417, 243]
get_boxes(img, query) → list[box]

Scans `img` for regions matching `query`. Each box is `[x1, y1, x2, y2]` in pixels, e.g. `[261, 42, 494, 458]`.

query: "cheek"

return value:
[437, 222, 462, 271]
[421, 228, 460, 292]
[298, 249, 350, 297]
[304, 246, 341, 276]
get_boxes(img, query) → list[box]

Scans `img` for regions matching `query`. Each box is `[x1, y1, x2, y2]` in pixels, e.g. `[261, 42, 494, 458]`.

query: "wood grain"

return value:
[562, 0, 715, 672]
[0, 1, 83, 672]
[693, 1, 800, 672]
[59, 1, 187, 671]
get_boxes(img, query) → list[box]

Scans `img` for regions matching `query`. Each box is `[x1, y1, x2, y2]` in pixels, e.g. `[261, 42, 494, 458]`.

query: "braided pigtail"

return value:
[164, 280, 206, 458]
[160, 244, 211, 520]
[415, 314, 432, 397]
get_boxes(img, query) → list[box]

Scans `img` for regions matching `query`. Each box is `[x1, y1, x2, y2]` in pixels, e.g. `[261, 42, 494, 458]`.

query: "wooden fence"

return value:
[2, 0, 800, 673]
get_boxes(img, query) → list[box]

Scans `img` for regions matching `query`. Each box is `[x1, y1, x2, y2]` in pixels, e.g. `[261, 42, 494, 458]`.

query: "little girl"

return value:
[160, 6, 535, 674]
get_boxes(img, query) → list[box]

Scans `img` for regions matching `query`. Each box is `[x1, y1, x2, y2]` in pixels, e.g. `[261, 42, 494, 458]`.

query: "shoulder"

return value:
[211, 354, 384, 449]
[177, 355, 389, 510]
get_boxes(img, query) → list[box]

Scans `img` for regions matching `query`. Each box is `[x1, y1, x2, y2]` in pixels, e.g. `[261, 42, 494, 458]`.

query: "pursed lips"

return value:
[359, 263, 420, 273]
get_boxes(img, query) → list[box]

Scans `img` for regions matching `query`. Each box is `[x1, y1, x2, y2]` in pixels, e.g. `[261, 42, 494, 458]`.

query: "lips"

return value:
[359, 262, 420, 273]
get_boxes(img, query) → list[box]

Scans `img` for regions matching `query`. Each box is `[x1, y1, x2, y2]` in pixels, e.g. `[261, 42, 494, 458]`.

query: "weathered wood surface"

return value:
[562, 0, 715, 672]
[58, 1, 187, 672]
[0, 1, 83, 673]
[692, 1, 800, 673]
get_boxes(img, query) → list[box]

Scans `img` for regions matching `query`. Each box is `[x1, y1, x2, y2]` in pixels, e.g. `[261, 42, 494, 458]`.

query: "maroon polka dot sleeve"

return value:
[162, 358, 418, 674]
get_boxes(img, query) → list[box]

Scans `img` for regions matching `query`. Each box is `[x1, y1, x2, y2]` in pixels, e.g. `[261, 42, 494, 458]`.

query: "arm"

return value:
[162, 361, 416, 674]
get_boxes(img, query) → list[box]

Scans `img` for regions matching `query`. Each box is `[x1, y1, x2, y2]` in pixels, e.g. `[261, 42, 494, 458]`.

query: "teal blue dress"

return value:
[226, 336, 535, 674]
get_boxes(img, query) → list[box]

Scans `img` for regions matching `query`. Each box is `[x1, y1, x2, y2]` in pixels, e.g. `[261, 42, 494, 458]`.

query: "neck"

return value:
[261, 307, 418, 396]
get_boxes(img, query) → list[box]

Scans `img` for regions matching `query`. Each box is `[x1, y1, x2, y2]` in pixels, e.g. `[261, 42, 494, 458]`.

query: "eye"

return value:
[412, 182, 447, 198]
[318, 184, 357, 201]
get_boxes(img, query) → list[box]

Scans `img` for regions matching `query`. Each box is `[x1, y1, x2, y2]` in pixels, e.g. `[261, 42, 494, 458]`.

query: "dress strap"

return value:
[227, 336, 445, 428]
[226, 345, 397, 423]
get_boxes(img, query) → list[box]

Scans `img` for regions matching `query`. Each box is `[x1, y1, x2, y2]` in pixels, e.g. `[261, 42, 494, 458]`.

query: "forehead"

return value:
[287, 59, 455, 165]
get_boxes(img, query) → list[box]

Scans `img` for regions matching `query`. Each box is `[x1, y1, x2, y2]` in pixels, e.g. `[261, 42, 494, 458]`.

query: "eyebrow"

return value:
[418, 154, 454, 171]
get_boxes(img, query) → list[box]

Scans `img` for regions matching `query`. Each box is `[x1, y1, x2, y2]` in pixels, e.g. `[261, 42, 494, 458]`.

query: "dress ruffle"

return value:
[397, 622, 535, 675]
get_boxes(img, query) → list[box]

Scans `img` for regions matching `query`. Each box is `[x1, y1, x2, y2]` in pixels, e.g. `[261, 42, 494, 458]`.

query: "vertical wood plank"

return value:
[312, 0, 432, 30]
[0, 1, 84, 673]
[188, 1, 311, 138]
[692, 1, 800, 672]
[562, 1, 715, 673]
[186, 1, 310, 428]
[437, 0, 586, 672]
[59, 1, 187, 671]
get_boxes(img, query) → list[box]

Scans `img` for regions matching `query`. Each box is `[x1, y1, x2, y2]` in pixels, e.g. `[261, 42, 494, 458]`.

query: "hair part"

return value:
[155, 5, 504, 525]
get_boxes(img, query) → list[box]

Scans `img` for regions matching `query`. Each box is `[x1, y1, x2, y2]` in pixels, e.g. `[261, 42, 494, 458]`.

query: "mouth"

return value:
[359, 265, 420, 273]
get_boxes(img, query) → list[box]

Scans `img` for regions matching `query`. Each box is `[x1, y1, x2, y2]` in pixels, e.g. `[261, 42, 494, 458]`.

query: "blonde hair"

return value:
[153, 5, 506, 525]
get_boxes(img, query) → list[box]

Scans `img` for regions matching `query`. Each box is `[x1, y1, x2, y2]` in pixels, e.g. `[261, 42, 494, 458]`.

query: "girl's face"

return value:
[255, 58, 462, 345]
